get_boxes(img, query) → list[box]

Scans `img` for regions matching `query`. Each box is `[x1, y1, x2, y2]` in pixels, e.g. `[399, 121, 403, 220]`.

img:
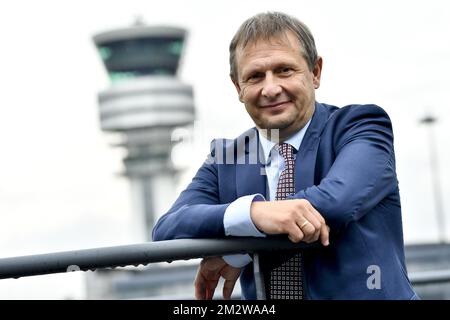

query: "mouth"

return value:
[260, 101, 291, 109]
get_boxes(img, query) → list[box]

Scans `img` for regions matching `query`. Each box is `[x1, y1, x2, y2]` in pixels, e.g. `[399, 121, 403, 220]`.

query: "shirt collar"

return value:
[258, 118, 312, 164]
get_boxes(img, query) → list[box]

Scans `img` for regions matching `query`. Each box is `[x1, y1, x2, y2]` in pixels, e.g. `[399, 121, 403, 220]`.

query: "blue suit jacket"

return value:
[152, 102, 418, 299]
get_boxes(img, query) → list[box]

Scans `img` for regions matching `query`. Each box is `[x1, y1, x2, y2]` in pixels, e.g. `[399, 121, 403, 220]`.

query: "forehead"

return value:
[235, 32, 304, 72]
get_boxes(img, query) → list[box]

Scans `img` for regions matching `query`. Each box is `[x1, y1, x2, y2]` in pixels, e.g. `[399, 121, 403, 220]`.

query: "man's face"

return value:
[232, 31, 322, 140]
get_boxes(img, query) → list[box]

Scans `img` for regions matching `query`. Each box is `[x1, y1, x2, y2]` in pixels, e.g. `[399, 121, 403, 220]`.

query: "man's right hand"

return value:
[250, 199, 330, 245]
[194, 257, 241, 300]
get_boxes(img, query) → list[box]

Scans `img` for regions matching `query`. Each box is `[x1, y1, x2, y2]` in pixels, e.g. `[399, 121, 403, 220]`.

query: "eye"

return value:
[247, 73, 263, 82]
[278, 67, 294, 75]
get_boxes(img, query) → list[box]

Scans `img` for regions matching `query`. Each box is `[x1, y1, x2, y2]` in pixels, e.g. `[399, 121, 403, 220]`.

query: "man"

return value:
[152, 12, 418, 300]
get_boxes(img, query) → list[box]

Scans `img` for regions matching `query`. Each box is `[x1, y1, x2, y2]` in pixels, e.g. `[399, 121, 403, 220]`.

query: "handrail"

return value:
[0, 238, 317, 280]
[409, 269, 450, 285]
[2, 238, 450, 290]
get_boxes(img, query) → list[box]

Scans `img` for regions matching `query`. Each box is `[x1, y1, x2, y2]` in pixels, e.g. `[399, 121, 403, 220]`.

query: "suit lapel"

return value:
[236, 128, 267, 198]
[295, 102, 329, 191]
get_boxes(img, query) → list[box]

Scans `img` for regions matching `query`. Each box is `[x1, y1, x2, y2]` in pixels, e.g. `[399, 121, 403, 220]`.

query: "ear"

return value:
[312, 56, 323, 89]
[231, 77, 244, 102]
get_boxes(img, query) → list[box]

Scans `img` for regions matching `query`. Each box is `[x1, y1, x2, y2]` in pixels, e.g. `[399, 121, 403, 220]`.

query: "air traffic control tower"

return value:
[93, 23, 195, 241]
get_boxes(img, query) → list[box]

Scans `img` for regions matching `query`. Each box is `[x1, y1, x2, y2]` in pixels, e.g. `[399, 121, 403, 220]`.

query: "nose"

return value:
[261, 73, 282, 98]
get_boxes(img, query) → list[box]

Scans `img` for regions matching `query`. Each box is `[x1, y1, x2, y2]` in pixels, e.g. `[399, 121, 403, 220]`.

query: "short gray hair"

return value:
[229, 12, 318, 81]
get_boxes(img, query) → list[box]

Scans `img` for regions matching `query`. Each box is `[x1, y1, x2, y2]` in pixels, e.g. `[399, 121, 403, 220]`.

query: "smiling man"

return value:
[233, 30, 319, 142]
[152, 11, 418, 300]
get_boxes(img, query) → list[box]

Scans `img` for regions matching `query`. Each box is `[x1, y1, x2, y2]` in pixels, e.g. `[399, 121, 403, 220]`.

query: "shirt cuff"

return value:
[223, 194, 267, 237]
[223, 254, 253, 268]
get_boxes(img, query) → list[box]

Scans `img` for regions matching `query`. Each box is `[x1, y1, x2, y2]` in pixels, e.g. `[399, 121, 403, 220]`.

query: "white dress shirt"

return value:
[222, 119, 312, 267]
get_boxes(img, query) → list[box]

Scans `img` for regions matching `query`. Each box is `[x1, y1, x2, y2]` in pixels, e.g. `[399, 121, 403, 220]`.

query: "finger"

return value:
[304, 205, 326, 243]
[194, 273, 206, 300]
[206, 277, 220, 300]
[309, 205, 326, 225]
[206, 286, 215, 300]
[302, 210, 322, 231]
[297, 209, 321, 242]
[313, 227, 321, 242]
[287, 225, 304, 243]
[297, 219, 316, 243]
[223, 279, 237, 300]
[300, 220, 315, 234]
[309, 216, 321, 242]
[320, 223, 330, 246]
[196, 258, 222, 300]
[221, 264, 241, 300]
[311, 226, 321, 243]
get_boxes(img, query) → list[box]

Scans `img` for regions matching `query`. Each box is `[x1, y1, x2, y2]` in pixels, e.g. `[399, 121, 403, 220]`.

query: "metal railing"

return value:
[0, 238, 314, 279]
[1, 238, 450, 299]
[0, 237, 319, 300]
[409, 269, 450, 285]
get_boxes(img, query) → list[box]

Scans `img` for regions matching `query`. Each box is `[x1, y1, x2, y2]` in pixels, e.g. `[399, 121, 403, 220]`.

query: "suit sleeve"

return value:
[292, 105, 397, 234]
[152, 141, 229, 240]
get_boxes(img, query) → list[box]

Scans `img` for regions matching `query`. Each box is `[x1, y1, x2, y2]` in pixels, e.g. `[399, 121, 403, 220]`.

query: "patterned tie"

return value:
[267, 143, 304, 300]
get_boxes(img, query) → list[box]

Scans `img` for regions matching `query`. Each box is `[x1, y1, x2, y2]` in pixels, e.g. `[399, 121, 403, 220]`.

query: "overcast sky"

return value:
[0, 0, 449, 299]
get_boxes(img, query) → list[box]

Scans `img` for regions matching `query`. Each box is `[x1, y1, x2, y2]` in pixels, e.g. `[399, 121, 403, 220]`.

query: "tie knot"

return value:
[277, 143, 294, 161]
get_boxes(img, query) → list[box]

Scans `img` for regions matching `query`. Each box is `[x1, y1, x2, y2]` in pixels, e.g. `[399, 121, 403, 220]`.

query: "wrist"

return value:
[250, 201, 263, 231]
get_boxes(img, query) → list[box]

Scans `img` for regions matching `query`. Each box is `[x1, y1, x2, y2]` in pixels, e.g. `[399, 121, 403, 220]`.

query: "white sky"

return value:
[0, 0, 449, 299]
